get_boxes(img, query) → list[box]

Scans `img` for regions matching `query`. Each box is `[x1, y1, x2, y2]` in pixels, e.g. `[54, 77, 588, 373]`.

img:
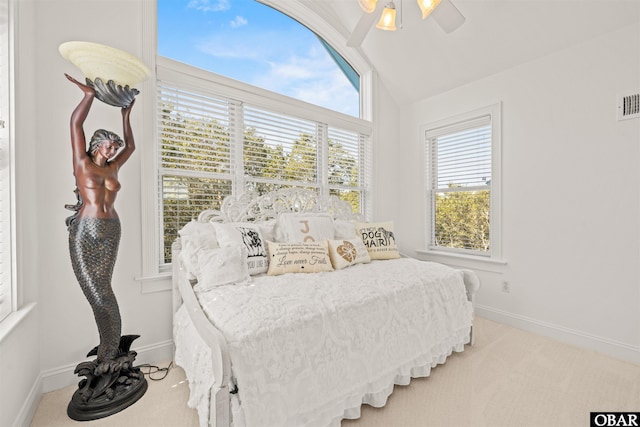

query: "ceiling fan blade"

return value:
[347, 10, 378, 47]
[431, 0, 465, 33]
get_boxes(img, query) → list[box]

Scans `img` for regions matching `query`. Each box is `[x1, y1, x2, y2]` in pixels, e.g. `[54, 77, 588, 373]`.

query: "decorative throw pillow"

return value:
[213, 222, 269, 275]
[356, 221, 401, 260]
[327, 238, 371, 270]
[334, 219, 357, 239]
[266, 241, 334, 276]
[178, 220, 219, 280]
[258, 219, 278, 243]
[277, 213, 335, 243]
[194, 245, 251, 291]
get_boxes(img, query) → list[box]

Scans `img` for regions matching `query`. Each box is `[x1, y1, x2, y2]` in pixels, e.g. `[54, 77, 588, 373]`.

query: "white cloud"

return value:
[197, 38, 263, 61]
[257, 46, 359, 116]
[230, 16, 248, 29]
[196, 30, 283, 61]
[194, 28, 359, 115]
[187, 0, 230, 13]
[268, 62, 315, 81]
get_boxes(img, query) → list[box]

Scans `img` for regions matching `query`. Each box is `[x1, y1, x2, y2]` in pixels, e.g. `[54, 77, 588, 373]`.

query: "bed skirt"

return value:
[175, 304, 470, 427]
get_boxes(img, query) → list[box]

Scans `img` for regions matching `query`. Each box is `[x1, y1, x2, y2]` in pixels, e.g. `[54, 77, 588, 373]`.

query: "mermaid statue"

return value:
[64, 73, 147, 420]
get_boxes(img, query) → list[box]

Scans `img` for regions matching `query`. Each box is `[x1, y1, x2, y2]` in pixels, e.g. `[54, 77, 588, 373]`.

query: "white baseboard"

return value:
[41, 339, 174, 394]
[475, 305, 640, 365]
[12, 340, 173, 427]
[12, 372, 42, 427]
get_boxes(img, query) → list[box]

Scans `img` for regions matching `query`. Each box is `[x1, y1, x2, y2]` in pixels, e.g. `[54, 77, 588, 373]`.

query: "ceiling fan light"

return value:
[358, 0, 377, 14]
[376, 2, 397, 31]
[417, 0, 441, 19]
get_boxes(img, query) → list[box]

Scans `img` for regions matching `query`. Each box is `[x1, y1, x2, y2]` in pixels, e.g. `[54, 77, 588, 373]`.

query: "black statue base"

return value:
[67, 335, 148, 421]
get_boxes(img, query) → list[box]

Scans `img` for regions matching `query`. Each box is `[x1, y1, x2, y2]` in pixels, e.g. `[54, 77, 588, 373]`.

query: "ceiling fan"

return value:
[347, 0, 466, 47]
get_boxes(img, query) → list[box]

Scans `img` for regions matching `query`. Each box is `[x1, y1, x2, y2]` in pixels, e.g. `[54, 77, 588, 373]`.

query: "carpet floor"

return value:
[30, 317, 640, 427]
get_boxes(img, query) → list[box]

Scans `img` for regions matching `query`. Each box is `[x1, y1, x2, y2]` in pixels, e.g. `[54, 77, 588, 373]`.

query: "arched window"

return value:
[158, 0, 360, 117]
[150, 0, 372, 267]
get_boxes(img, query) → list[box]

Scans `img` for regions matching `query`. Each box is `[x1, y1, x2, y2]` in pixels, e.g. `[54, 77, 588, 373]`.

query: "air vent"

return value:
[617, 92, 640, 121]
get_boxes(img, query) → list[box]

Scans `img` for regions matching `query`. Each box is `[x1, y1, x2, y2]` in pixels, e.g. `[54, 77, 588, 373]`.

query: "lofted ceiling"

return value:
[301, 0, 640, 106]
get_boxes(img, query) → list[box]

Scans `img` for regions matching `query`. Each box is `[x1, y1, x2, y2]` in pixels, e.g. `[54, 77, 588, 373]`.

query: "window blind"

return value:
[427, 115, 491, 190]
[327, 126, 368, 213]
[156, 60, 372, 264]
[243, 105, 318, 189]
[157, 83, 235, 263]
[159, 86, 233, 175]
[427, 115, 492, 254]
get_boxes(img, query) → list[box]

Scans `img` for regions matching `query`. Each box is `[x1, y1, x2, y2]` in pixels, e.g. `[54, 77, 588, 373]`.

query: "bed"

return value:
[172, 188, 480, 427]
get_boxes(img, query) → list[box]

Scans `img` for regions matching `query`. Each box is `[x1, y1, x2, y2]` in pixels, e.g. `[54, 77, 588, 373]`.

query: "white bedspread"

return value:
[175, 257, 473, 427]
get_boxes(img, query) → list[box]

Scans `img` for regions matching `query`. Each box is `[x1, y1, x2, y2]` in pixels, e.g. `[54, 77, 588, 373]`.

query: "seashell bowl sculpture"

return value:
[59, 41, 149, 108]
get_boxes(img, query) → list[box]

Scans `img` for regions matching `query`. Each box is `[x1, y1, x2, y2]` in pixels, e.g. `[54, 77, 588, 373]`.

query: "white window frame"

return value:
[0, 0, 15, 323]
[155, 57, 372, 268]
[420, 103, 503, 265]
[137, 0, 374, 283]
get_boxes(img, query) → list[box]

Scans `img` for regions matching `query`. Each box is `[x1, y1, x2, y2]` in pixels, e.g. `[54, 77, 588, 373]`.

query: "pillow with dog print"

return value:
[356, 221, 401, 260]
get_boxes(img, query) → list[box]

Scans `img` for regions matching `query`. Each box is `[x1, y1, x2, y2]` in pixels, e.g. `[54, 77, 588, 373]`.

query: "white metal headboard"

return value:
[197, 188, 362, 223]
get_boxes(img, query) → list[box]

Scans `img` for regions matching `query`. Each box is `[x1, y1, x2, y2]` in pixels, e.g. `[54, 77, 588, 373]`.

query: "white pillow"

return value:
[334, 219, 357, 239]
[258, 219, 278, 243]
[277, 213, 335, 243]
[178, 220, 219, 279]
[266, 240, 334, 276]
[213, 222, 269, 275]
[327, 238, 371, 270]
[356, 221, 401, 260]
[194, 245, 250, 291]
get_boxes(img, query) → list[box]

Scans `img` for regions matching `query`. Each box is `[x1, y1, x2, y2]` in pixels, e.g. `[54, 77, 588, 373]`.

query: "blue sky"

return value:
[158, 0, 359, 117]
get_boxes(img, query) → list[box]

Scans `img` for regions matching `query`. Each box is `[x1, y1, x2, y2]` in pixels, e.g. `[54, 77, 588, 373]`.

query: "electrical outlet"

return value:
[502, 281, 511, 293]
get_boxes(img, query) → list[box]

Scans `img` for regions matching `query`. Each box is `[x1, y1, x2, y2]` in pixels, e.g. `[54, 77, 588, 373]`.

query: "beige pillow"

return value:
[266, 241, 334, 275]
[327, 238, 371, 270]
[277, 213, 335, 243]
[356, 221, 401, 260]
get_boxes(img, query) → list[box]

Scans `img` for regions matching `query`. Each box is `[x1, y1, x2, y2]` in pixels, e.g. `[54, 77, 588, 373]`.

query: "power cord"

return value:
[138, 361, 173, 381]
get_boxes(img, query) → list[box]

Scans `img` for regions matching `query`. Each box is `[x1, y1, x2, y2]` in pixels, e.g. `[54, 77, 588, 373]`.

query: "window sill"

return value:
[416, 249, 507, 273]
[135, 272, 172, 294]
[0, 302, 36, 344]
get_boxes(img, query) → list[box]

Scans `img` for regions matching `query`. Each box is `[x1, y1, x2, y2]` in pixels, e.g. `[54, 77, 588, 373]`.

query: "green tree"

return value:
[434, 187, 489, 252]
[328, 138, 361, 211]
[283, 133, 317, 184]
[244, 127, 288, 194]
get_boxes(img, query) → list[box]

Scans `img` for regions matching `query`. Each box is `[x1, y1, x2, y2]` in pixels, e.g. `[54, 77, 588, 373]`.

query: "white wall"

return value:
[395, 23, 640, 363]
[372, 74, 402, 221]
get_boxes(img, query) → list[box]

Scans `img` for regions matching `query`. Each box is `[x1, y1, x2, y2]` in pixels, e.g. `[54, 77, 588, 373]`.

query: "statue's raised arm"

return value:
[110, 99, 136, 168]
[65, 73, 94, 168]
